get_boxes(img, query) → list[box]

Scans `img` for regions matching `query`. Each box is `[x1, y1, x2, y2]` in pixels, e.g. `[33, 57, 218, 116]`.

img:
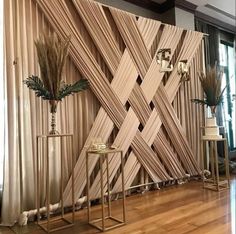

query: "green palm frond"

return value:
[191, 99, 208, 105]
[216, 85, 227, 105]
[23, 75, 51, 100]
[58, 79, 89, 100]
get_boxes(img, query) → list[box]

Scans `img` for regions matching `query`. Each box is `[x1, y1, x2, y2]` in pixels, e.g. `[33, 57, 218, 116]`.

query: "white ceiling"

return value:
[186, 0, 236, 26]
[187, 0, 235, 16]
[153, 0, 236, 26]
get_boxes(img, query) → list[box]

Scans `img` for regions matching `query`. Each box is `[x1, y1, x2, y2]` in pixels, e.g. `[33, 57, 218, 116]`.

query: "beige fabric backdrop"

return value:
[2, 0, 204, 226]
[2, 0, 100, 225]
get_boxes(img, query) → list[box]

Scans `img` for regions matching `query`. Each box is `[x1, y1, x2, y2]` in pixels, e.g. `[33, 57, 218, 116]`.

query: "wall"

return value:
[95, 0, 195, 31]
[95, 0, 162, 19]
[175, 7, 195, 30]
[161, 8, 176, 25]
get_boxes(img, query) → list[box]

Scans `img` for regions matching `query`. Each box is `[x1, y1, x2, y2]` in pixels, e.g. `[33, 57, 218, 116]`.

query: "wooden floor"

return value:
[1, 177, 235, 234]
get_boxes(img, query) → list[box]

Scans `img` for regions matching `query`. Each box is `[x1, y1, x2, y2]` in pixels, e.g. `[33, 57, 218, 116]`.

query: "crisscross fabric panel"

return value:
[36, 0, 204, 206]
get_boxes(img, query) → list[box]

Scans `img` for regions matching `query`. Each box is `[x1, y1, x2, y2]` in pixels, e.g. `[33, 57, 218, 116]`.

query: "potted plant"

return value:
[24, 33, 89, 134]
[192, 64, 226, 116]
[192, 64, 226, 138]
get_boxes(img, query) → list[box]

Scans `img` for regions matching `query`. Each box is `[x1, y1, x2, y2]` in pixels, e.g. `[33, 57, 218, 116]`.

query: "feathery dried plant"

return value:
[192, 64, 226, 115]
[24, 33, 89, 111]
[24, 33, 89, 134]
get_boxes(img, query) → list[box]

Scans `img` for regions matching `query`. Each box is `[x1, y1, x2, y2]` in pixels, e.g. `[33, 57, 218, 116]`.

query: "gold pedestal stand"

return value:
[201, 130, 230, 191]
[86, 148, 126, 232]
[36, 134, 75, 233]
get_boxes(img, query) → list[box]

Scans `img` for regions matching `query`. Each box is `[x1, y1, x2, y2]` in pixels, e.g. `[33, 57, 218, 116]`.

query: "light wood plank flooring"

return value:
[1, 177, 235, 234]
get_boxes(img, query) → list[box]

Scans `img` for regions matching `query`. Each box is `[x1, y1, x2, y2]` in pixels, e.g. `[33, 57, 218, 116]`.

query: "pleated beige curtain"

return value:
[2, 0, 99, 225]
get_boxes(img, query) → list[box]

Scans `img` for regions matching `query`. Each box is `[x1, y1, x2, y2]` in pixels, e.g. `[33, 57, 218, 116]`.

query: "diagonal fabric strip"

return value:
[86, 22, 186, 197]
[110, 10, 202, 192]
[35, 0, 204, 207]
[36, 0, 170, 203]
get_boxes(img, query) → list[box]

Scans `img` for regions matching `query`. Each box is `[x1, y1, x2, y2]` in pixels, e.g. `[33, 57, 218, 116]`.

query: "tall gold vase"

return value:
[210, 106, 217, 117]
[49, 100, 59, 135]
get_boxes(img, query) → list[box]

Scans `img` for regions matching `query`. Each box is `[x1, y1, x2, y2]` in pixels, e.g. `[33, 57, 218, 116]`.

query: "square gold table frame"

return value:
[86, 148, 126, 232]
[36, 134, 75, 233]
[201, 134, 230, 191]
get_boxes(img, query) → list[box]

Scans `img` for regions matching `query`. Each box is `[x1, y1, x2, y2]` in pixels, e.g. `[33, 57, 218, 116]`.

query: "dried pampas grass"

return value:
[34, 33, 70, 99]
[24, 33, 89, 103]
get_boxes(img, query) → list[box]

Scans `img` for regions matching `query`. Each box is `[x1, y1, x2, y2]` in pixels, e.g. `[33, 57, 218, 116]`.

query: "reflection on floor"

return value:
[0, 177, 235, 234]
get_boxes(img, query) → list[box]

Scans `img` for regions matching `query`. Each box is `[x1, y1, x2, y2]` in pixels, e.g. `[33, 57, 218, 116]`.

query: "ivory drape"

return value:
[2, 0, 100, 225]
[2, 0, 204, 226]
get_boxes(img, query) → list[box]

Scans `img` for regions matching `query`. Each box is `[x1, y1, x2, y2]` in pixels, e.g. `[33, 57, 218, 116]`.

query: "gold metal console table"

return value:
[201, 135, 230, 191]
[86, 148, 126, 232]
[36, 134, 75, 233]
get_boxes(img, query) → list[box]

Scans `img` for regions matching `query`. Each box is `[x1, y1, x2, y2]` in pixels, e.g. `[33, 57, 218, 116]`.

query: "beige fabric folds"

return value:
[2, 0, 204, 225]
[2, 0, 100, 225]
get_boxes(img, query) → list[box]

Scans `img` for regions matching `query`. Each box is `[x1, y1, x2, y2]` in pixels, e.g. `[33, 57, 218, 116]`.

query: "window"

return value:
[219, 41, 236, 150]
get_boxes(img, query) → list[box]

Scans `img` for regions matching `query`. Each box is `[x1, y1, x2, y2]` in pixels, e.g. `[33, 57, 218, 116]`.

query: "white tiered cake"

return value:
[203, 117, 222, 139]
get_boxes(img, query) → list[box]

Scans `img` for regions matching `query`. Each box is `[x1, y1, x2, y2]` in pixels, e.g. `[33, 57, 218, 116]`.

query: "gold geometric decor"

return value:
[35, 0, 204, 207]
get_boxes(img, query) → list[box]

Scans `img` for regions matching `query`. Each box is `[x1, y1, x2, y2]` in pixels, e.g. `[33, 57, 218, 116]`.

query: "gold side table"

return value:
[36, 134, 75, 233]
[201, 136, 230, 191]
[86, 148, 126, 232]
